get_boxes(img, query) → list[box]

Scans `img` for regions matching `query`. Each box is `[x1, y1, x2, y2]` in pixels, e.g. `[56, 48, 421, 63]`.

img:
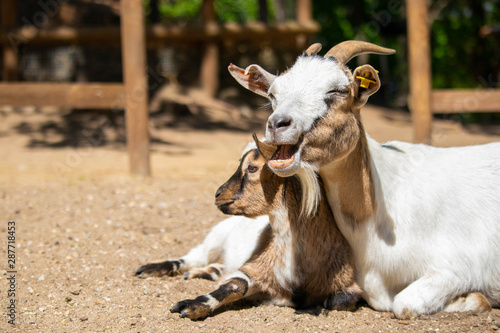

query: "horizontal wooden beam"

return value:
[431, 89, 500, 113]
[0, 22, 319, 47]
[0, 83, 125, 108]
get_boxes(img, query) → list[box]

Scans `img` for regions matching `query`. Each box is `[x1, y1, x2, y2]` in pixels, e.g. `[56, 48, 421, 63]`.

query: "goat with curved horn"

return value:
[229, 40, 500, 319]
[324, 40, 395, 65]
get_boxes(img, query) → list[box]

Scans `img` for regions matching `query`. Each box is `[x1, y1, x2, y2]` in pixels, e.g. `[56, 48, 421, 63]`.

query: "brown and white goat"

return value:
[170, 136, 361, 320]
[228, 41, 498, 319]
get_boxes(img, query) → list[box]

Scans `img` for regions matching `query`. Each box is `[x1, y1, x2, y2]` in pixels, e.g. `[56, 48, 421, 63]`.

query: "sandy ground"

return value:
[1, 104, 499, 332]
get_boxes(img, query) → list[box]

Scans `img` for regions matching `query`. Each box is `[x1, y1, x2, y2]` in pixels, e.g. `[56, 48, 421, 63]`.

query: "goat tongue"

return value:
[269, 145, 296, 169]
[274, 145, 293, 160]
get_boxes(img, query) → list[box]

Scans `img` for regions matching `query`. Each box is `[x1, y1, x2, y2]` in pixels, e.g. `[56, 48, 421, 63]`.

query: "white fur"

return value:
[296, 162, 321, 217]
[254, 54, 500, 316]
[264, 56, 350, 177]
[323, 137, 500, 316]
[270, 205, 300, 291]
[180, 215, 269, 273]
[267, 56, 349, 144]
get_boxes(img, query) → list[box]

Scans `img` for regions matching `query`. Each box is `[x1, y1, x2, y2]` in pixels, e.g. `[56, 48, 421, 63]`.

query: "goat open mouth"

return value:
[269, 144, 299, 169]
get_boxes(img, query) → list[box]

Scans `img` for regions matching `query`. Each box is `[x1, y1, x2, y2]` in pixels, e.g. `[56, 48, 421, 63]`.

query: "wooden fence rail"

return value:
[0, 22, 319, 47]
[0, 83, 125, 108]
[431, 90, 500, 114]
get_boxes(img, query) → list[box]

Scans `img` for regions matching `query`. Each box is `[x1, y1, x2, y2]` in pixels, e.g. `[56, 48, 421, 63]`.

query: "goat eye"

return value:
[326, 89, 348, 95]
[247, 165, 258, 173]
[324, 89, 348, 106]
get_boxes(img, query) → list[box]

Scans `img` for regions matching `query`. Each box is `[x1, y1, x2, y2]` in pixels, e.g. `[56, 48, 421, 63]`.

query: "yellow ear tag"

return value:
[355, 70, 379, 89]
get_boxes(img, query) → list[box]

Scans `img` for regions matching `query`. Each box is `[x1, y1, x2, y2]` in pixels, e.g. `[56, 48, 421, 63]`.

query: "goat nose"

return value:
[215, 187, 223, 198]
[268, 116, 292, 131]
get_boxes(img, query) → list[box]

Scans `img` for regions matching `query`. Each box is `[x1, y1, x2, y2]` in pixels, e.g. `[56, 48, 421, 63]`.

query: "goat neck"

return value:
[299, 92, 376, 226]
[320, 127, 375, 227]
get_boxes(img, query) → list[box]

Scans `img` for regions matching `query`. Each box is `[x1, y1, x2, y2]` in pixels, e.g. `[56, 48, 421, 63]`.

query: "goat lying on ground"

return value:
[170, 135, 361, 320]
[135, 215, 268, 280]
[228, 40, 499, 319]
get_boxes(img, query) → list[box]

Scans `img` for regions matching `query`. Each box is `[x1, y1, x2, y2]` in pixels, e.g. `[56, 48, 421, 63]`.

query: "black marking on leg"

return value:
[194, 295, 210, 303]
[170, 300, 188, 313]
[183, 264, 225, 281]
[207, 266, 223, 277]
[210, 277, 248, 303]
[134, 259, 182, 277]
[325, 291, 359, 311]
[291, 286, 308, 309]
[197, 272, 214, 280]
[171, 260, 182, 271]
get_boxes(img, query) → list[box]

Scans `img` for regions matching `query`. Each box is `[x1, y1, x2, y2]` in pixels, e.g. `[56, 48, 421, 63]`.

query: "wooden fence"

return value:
[0, 0, 318, 177]
[4, 0, 489, 172]
[406, 0, 500, 144]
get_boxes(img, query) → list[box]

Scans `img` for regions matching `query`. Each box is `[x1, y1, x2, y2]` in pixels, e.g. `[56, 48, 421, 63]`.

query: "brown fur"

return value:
[300, 86, 376, 225]
[216, 147, 360, 308]
[171, 147, 361, 319]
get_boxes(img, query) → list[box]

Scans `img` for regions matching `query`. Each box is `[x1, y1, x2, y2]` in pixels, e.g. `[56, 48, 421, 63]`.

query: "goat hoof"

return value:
[134, 260, 179, 278]
[325, 291, 359, 311]
[171, 298, 211, 320]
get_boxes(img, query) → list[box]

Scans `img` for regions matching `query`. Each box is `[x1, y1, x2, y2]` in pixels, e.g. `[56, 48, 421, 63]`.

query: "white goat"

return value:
[228, 40, 499, 319]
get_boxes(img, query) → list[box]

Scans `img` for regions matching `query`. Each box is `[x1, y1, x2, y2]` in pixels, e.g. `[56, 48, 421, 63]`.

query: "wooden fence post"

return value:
[296, 0, 313, 49]
[200, 0, 219, 97]
[1, 0, 19, 81]
[296, 0, 312, 24]
[120, 0, 150, 176]
[407, 0, 432, 144]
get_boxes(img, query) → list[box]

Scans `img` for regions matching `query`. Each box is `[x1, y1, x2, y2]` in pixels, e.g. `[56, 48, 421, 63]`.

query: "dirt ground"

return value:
[1, 104, 499, 333]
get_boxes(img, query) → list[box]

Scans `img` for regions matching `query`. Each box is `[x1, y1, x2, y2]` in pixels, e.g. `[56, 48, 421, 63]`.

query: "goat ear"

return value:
[252, 133, 277, 160]
[228, 64, 276, 98]
[352, 65, 381, 107]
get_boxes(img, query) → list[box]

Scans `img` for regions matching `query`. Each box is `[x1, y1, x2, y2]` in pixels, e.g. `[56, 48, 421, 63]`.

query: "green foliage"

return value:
[215, 0, 257, 22]
[157, 0, 202, 22]
[151, 0, 275, 23]
[431, 0, 500, 89]
[314, 0, 500, 92]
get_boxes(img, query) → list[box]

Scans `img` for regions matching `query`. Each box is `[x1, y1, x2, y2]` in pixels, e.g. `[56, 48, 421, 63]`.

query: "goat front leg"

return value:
[171, 273, 256, 320]
[393, 273, 491, 319]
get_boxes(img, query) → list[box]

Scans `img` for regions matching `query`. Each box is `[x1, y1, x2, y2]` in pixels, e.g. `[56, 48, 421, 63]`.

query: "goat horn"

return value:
[252, 133, 277, 161]
[324, 40, 396, 65]
[304, 43, 322, 56]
